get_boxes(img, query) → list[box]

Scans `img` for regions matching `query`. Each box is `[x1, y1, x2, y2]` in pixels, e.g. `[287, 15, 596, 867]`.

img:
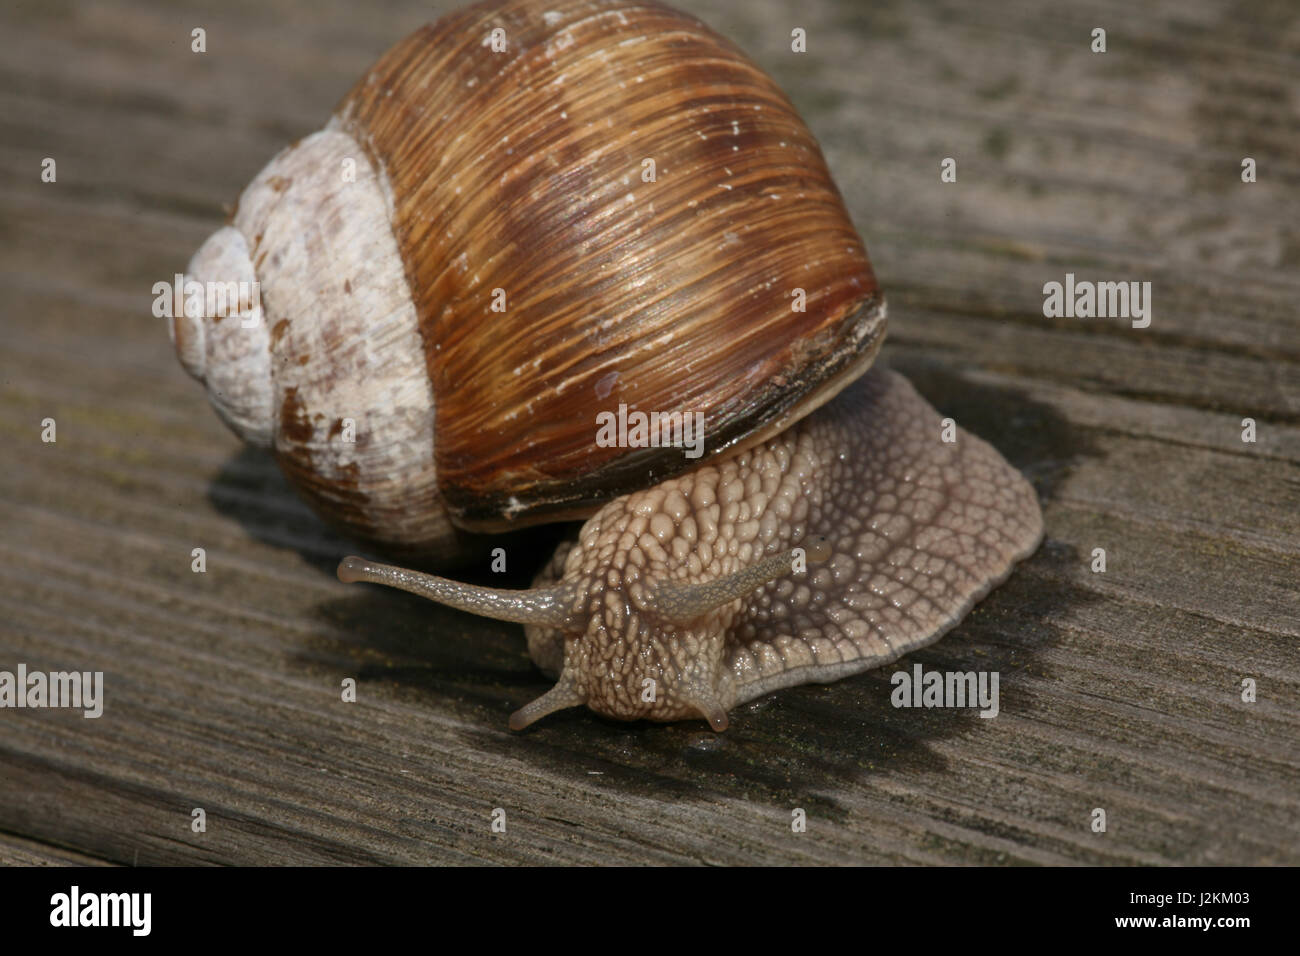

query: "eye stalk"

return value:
[336, 555, 577, 629]
[632, 537, 832, 623]
[336, 535, 829, 629]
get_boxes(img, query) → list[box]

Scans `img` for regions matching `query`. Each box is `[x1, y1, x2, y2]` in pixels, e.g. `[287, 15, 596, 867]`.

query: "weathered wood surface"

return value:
[1, 0, 1297, 865]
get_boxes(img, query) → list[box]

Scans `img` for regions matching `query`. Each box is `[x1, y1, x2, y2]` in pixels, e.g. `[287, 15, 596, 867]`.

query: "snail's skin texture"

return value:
[340, 367, 1043, 730]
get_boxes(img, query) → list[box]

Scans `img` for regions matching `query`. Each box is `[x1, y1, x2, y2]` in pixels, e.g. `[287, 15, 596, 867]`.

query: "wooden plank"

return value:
[0, 0, 1296, 865]
[0, 832, 113, 867]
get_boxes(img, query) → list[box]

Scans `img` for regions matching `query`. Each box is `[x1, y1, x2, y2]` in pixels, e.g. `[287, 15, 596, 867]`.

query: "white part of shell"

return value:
[180, 128, 445, 549]
[181, 226, 273, 446]
[168, 273, 206, 380]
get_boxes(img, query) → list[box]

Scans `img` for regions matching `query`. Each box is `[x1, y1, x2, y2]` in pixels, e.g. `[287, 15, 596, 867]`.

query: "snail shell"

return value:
[173, 0, 883, 559]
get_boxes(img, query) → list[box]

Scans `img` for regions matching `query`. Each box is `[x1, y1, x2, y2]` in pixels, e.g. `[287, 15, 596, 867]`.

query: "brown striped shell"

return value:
[172, 0, 885, 561]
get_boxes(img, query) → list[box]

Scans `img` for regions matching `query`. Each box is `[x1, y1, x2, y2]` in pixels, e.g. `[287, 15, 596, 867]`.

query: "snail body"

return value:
[174, 0, 1043, 731]
[341, 368, 1041, 730]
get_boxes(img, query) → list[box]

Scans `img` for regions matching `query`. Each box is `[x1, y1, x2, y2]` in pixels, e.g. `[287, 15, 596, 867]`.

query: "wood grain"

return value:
[0, 0, 1296, 865]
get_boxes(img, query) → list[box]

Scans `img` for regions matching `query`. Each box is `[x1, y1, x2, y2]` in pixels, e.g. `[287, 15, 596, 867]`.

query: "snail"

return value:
[171, 0, 1043, 731]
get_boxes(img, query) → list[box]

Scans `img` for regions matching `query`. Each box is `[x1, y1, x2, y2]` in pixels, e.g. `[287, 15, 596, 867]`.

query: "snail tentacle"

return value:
[685, 697, 730, 733]
[337, 556, 577, 628]
[509, 676, 585, 730]
[634, 536, 831, 624]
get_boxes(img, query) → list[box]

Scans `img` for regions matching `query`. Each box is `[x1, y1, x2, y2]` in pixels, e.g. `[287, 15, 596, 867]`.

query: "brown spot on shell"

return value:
[270, 318, 290, 350]
[279, 385, 314, 444]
